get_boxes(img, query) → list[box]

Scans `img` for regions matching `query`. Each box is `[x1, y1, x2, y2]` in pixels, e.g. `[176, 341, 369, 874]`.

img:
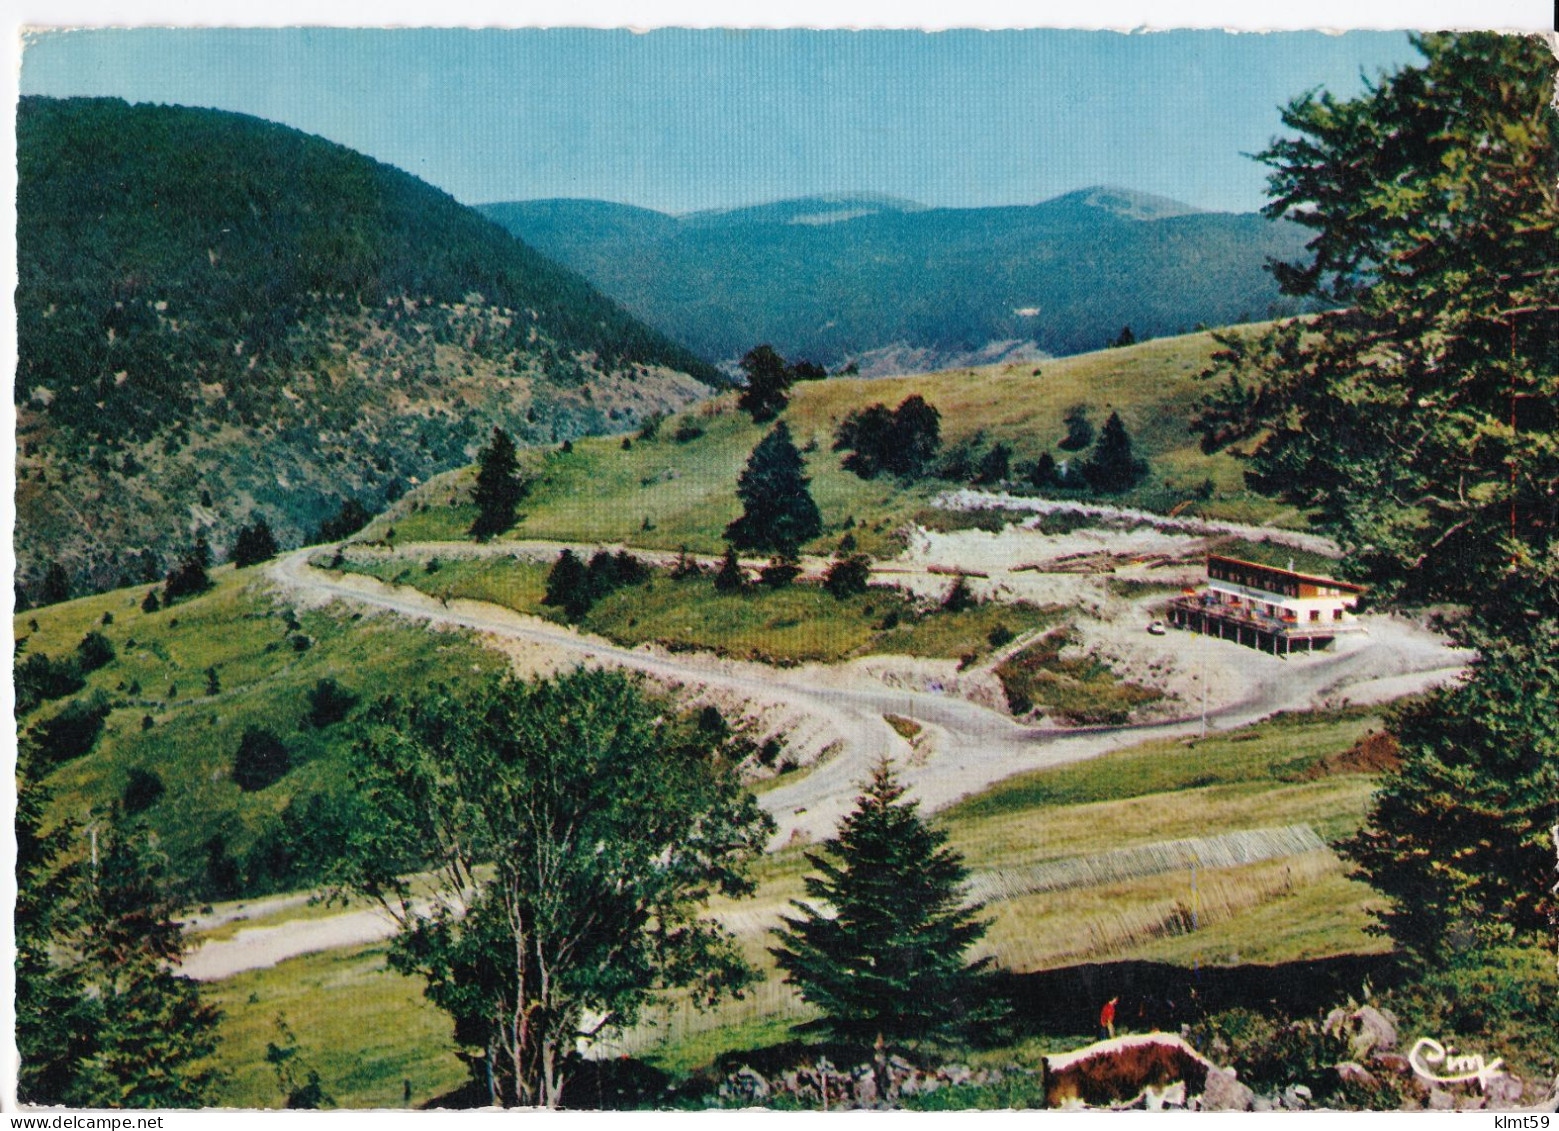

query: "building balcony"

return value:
[1169, 593, 1364, 641]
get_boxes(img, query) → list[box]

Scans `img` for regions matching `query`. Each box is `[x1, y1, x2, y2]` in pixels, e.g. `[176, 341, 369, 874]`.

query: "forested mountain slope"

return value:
[480, 186, 1311, 373]
[16, 96, 721, 600]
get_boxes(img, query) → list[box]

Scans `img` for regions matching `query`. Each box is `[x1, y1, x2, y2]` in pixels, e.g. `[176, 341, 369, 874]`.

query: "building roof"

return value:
[1206, 554, 1366, 593]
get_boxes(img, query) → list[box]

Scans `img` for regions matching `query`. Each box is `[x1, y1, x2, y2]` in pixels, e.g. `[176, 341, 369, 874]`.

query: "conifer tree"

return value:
[1081, 411, 1148, 493]
[1342, 586, 1559, 959]
[64, 823, 224, 1106]
[16, 758, 222, 1108]
[1194, 34, 1559, 955]
[736, 344, 794, 423]
[470, 427, 524, 541]
[230, 518, 279, 567]
[40, 561, 71, 606]
[713, 544, 746, 593]
[15, 745, 93, 1104]
[770, 760, 996, 1043]
[542, 548, 592, 620]
[725, 421, 823, 555]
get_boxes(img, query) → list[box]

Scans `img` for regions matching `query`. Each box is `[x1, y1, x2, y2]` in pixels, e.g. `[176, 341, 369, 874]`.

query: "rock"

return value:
[1353, 1006, 1399, 1055]
[1281, 1083, 1313, 1110]
[1484, 1073, 1525, 1109]
[721, 1065, 770, 1105]
[1145, 1081, 1187, 1110]
[1457, 1093, 1487, 1111]
[1428, 1088, 1455, 1110]
[1335, 1061, 1379, 1090]
[943, 1064, 972, 1086]
[1324, 1005, 1399, 1060]
[850, 1067, 878, 1108]
[1252, 1095, 1276, 1112]
[1201, 1068, 1255, 1112]
[1371, 1052, 1413, 1077]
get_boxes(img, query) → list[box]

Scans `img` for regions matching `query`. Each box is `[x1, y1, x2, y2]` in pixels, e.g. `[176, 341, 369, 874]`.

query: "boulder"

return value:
[1280, 1083, 1313, 1110]
[1371, 1052, 1413, 1078]
[1483, 1073, 1525, 1109]
[720, 1065, 770, 1105]
[1428, 1088, 1456, 1110]
[1200, 1068, 1255, 1112]
[1323, 1004, 1399, 1060]
[1335, 1061, 1379, 1090]
[850, 1066, 878, 1108]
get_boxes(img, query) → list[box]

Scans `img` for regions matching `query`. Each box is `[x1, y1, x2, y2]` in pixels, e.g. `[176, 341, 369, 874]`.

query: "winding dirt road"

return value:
[185, 545, 1463, 982]
[269, 546, 1463, 842]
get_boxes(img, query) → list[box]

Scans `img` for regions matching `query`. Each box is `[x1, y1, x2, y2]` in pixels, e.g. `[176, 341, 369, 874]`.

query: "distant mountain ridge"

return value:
[16, 96, 719, 599]
[479, 186, 1307, 373]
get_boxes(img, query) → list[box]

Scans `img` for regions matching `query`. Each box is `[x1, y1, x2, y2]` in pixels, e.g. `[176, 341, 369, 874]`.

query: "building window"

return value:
[1309, 609, 1320, 622]
[1333, 608, 1344, 621]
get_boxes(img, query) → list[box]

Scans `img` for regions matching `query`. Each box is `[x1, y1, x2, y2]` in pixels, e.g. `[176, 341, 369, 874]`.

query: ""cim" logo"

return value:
[1408, 1036, 1507, 1090]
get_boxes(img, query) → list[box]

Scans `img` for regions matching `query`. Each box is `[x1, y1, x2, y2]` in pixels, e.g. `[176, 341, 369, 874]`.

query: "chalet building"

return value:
[1168, 554, 1365, 655]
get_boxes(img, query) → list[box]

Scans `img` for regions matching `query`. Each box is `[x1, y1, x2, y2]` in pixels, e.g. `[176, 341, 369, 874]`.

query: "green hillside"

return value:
[479, 187, 1311, 370]
[383, 326, 1302, 555]
[15, 96, 722, 602]
[14, 567, 504, 897]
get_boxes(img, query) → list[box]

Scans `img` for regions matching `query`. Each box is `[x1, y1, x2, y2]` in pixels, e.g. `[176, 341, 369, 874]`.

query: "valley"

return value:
[16, 30, 1556, 1112]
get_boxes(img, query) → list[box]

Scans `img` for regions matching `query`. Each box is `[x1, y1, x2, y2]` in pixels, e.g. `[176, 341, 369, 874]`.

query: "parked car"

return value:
[1146, 619, 1167, 635]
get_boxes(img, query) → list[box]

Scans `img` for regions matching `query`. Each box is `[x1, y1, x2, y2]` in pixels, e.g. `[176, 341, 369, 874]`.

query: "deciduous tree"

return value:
[340, 670, 773, 1107]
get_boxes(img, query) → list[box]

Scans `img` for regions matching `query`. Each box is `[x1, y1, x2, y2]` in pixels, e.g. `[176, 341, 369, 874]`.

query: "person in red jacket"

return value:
[1099, 996, 1118, 1040]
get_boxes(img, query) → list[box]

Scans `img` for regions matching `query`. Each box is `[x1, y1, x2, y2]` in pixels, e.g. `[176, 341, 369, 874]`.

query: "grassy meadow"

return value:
[15, 566, 502, 883]
[189, 704, 1402, 1107]
[374, 328, 1304, 557]
[331, 551, 1063, 667]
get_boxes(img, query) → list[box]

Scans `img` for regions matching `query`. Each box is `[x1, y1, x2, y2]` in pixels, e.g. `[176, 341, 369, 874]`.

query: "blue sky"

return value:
[20, 28, 1420, 214]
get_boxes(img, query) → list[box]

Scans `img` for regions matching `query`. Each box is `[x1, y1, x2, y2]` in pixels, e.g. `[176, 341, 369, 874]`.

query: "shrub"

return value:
[673, 420, 705, 443]
[637, 412, 665, 441]
[233, 727, 291, 791]
[941, 575, 977, 613]
[987, 623, 1015, 648]
[759, 557, 802, 589]
[122, 767, 166, 814]
[15, 652, 85, 716]
[823, 554, 872, 599]
[31, 694, 111, 765]
[305, 678, 358, 729]
[714, 545, 746, 593]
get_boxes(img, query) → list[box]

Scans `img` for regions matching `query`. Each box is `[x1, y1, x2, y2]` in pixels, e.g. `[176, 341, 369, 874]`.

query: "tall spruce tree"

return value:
[1342, 599, 1558, 959]
[725, 421, 823, 556]
[770, 760, 996, 1043]
[64, 822, 224, 1106]
[15, 744, 94, 1104]
[1194, 33, 1559, 954]
[1081, 411, 1148, 493]
[470, 427, 524, 541]
[16, 763, 223, 1107]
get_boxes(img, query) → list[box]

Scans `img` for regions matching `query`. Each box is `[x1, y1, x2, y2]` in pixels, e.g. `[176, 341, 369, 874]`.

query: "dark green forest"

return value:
[480, 187, 1313, 368]
[16, 96, 721, 600]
